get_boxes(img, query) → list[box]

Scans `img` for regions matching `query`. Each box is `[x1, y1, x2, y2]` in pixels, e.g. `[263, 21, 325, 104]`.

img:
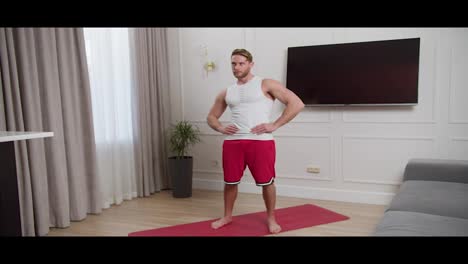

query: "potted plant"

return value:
[168, 120, 201, 198]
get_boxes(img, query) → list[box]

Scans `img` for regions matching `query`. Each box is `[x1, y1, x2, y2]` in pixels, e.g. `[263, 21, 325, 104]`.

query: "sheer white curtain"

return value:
[83, 28, 137, 208]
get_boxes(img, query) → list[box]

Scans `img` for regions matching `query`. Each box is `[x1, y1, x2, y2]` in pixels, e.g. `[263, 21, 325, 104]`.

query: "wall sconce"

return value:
[202, 45, 215, 77]
[204, 61, 216, 72]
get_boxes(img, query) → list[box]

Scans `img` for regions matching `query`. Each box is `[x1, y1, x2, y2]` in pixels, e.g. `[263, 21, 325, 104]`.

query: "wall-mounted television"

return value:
[286, 38, 420, 106]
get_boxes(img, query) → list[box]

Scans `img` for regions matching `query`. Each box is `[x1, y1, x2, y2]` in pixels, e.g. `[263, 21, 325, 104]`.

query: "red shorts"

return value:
[222, 140, 276, 186]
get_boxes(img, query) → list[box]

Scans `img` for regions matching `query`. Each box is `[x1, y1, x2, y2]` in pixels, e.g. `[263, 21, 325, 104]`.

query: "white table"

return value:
[0, 131, 53, 236]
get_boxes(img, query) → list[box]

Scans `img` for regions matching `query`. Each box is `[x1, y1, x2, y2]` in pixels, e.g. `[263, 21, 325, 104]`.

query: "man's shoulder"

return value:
[219, 87, 228, 95]
[261, 78, 280, 83]
[261, 78, 282, 89]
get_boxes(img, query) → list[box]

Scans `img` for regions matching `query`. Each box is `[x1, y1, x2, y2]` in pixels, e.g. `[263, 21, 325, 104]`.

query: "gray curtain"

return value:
[130, 28, 170, 196]
[0, 28, 101, 236]
[0, 71, 5, 130]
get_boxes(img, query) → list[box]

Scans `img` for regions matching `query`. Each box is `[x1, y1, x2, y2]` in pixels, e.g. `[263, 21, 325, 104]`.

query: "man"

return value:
[206, 48, 305, 234]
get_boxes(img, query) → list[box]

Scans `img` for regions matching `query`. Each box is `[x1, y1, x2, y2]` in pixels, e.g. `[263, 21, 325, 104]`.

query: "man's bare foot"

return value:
[268, 219, 282, 234]
[211, 216, 232, 229]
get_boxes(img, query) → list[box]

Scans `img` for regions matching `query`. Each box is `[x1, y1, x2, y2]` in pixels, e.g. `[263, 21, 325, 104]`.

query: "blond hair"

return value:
[231, 48, 253, 62]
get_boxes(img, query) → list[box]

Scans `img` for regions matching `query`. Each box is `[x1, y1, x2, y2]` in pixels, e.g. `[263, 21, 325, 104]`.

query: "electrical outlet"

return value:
[306, 166, 320, 173]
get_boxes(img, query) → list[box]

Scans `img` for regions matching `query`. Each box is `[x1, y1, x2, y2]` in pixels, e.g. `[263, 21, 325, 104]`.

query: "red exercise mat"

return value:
[128, 204, 349, 236]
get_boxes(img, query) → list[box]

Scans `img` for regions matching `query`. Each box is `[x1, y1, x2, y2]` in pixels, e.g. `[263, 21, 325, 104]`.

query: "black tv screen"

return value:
[286, 38, 420, 105]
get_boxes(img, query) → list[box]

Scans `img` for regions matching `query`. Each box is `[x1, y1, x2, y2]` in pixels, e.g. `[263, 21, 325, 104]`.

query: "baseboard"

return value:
[193, 178, 395, 205]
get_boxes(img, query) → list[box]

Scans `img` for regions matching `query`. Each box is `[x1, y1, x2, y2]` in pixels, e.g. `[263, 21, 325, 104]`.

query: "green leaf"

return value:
[168, 120, 201, 159]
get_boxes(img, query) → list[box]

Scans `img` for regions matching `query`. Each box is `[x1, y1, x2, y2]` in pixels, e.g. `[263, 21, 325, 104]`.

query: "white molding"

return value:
[448, 120, 468, 124]
[189, 115, 332, 124]
[274, 134, 330, 139]
[279, 173, 333, 181]
[251, 28, 256, 57]
[450, 137, 468, 142]
[197, 132, 332, 138]
[342, 118, 436, 124]
[274, 134, 333, 181]
[342, 135, 435, 141]
[448, 137, 468, 161]
[244, 28, 255, 52]
[341, 135, 436, 185]
[286, 115, 332, 123]
[195, 134, 333, 181]
[191, 120, 232, 124]
[430, 43, 438, 123]
[193, 169, 331, 181]
[193, 178, 395, 205]
[199, 132, 224, 137]
[343, 178, 401, 186]
[448, 47, 468, 124]
[291, 108, 332, 123]
[194, 170, 333, 182]
[243, 28, 247, 49]
[342, 110, 436, 124]
[194, 169, 222, 175]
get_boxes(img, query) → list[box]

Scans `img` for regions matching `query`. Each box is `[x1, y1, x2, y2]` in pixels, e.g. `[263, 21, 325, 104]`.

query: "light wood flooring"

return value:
[47, 189, 386, 236]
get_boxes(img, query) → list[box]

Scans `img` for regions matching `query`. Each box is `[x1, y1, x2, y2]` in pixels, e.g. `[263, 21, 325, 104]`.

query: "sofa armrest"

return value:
[403, 159, 468, 183]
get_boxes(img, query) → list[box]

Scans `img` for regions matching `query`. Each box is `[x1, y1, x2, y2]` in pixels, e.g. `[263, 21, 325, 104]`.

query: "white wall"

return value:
[166, 28, 468, 205]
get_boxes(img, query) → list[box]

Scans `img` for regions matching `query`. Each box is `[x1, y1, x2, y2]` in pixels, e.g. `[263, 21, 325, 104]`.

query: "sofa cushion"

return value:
[387, 180, 468, 219]
[404, 159, 468, 183]
[374, 211, 468, 236]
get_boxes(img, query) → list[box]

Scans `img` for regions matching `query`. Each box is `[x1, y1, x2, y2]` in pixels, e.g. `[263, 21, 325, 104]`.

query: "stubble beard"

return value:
[234, 70, 249, 79]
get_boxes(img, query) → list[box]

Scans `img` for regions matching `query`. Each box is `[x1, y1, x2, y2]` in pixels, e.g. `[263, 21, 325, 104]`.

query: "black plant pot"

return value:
[168, 156, 193, 198]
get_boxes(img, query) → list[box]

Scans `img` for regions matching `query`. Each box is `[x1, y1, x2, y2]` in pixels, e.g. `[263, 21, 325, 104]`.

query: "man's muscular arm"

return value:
[207, 89, 239, 135]
[250, 79, 305, 135]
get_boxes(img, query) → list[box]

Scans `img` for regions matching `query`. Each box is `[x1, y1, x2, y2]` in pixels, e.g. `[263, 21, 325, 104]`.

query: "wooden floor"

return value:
[47, 189, 386, 236]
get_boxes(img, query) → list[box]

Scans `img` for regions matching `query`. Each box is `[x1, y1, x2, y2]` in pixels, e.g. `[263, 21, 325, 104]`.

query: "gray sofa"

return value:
[374, 158, 468, 236]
